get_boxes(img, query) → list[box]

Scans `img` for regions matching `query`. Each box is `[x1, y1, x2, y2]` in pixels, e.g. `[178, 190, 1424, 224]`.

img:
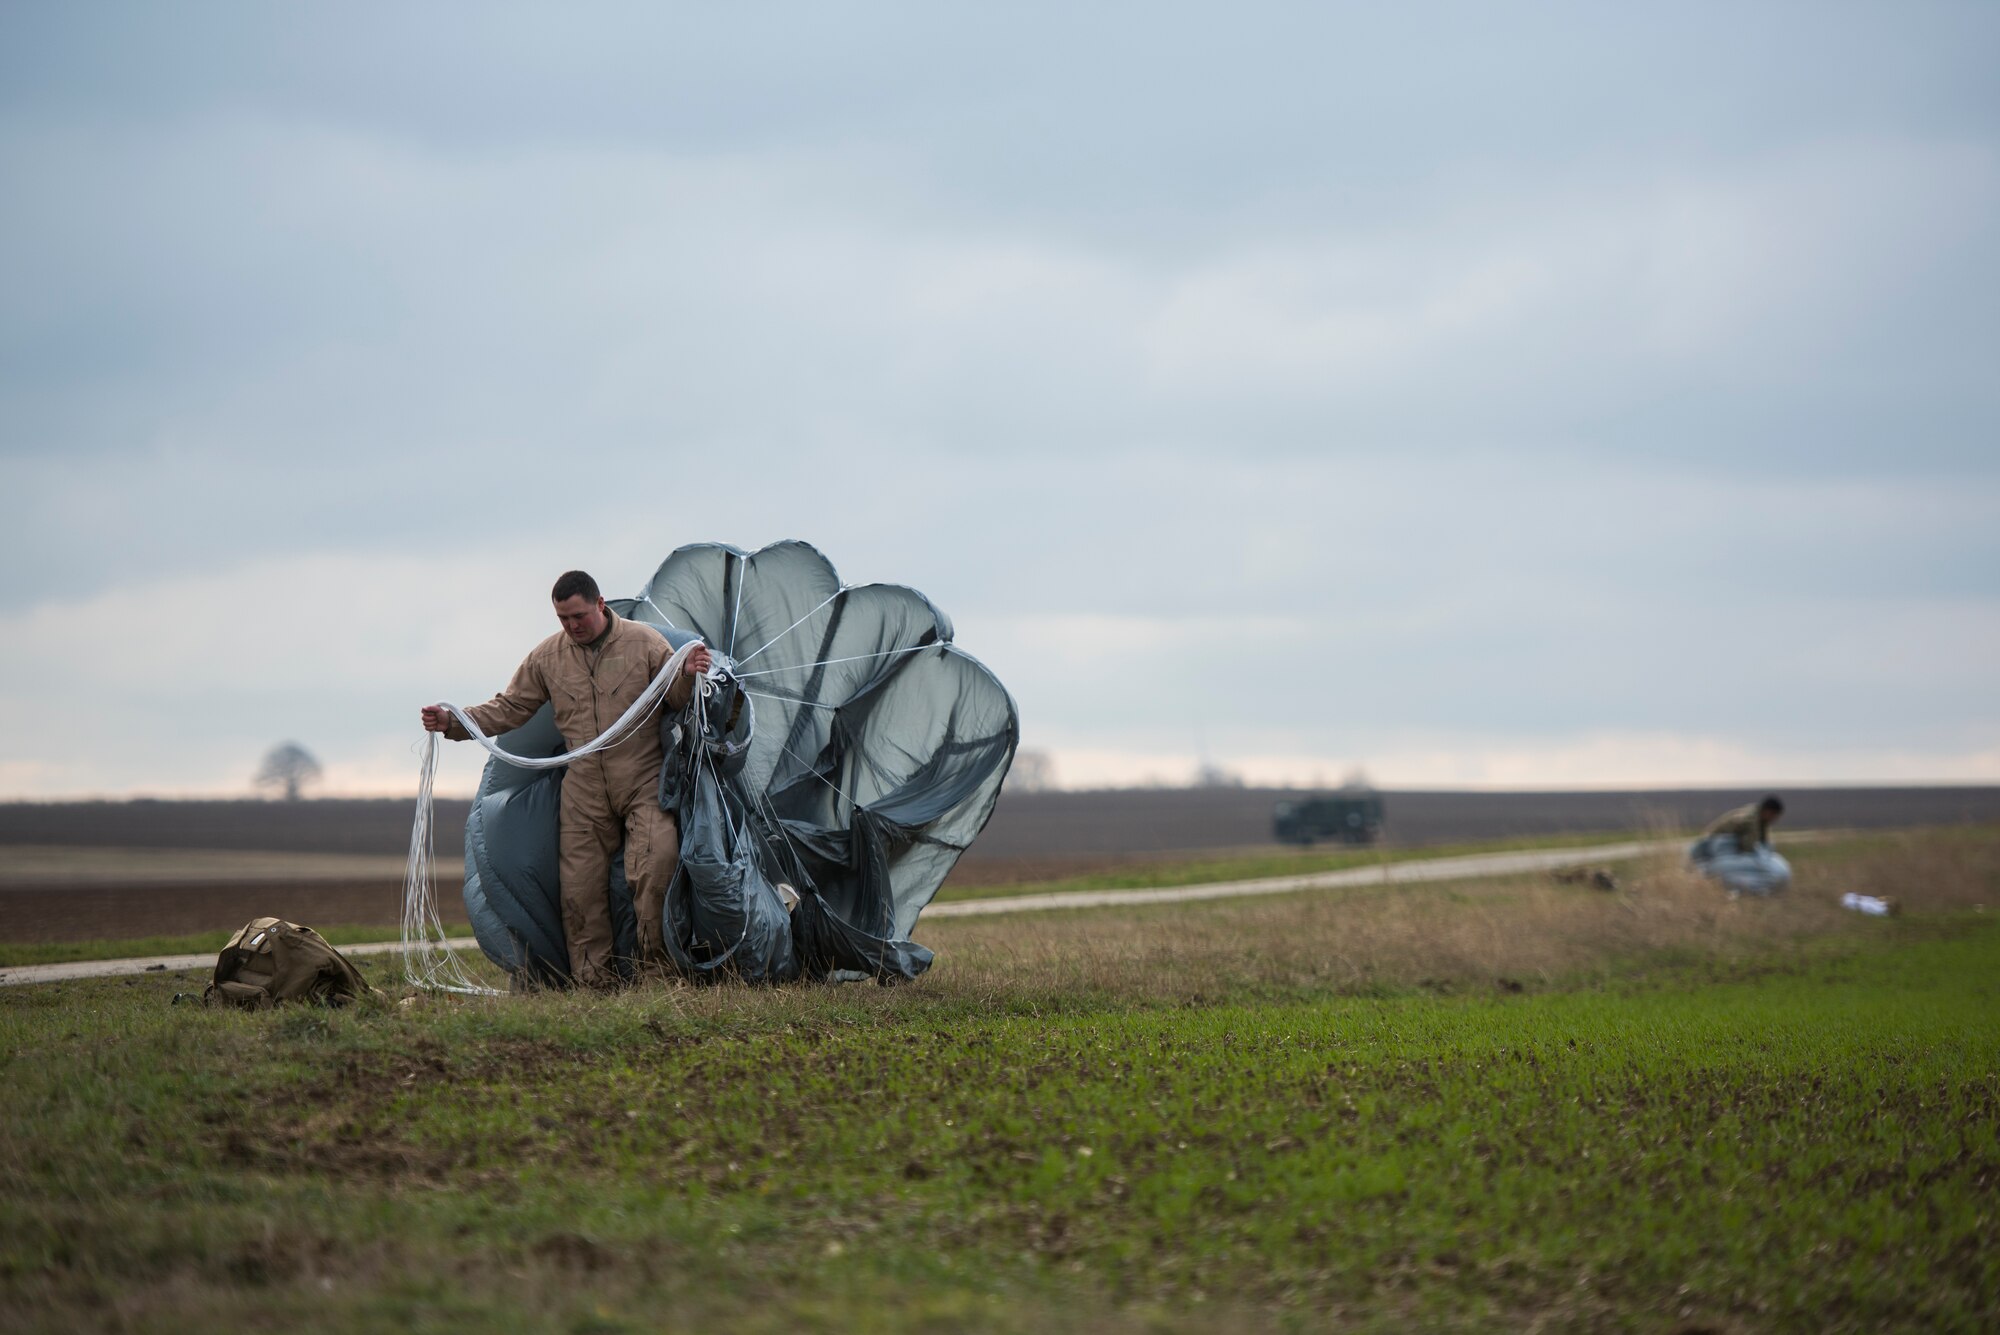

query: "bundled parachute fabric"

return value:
[1687, 833, 1793, 897]
[461, 541, 1018, 986]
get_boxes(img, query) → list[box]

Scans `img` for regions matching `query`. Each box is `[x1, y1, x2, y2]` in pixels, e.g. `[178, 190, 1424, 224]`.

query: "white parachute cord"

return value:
[741, 687, 841, 710]
[699, 672, 817, 883]
[734, 586, 845, 668]
[733, 643, 935, 680]
[430, 639, 703, 770]
[750, 768, 810, 887]
[687, 675, 754, 971]
[400, 732, 502, 996]
[774, 735, 861, 812]
[638, 589, 681, 629]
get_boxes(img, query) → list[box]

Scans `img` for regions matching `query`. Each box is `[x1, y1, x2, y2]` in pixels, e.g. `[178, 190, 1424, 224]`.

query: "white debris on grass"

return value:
[1840, 892, 1900, 917]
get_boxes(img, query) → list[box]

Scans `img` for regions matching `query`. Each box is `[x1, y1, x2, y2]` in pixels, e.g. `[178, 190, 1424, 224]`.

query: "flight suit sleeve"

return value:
[445, 652, 551, 740]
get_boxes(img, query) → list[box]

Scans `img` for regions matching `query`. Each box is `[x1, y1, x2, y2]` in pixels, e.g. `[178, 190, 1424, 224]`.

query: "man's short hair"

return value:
[551, 570, 601, 604]
[1758, 794, 1785, 816]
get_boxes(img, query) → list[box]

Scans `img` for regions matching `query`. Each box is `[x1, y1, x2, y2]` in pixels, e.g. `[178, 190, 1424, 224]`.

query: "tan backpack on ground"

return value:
[204, 917, 373, 1009]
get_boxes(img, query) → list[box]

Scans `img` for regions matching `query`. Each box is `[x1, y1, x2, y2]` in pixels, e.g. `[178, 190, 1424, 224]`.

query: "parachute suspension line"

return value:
[638, 589, 681, 629]
[742, 687, 840, 711]
[616, 654, 699, 754]
[712, 672, 822, 886]
[775, 735, 862, 812]
[428, 639, 704, 771]
[686, 665, 806, 876]
[749, 778, 809, 887]
[400, 733, 502, 996]
[687, 679, 754, 971]
[734, 643, 936, 680]
[734, 586, 846, 668]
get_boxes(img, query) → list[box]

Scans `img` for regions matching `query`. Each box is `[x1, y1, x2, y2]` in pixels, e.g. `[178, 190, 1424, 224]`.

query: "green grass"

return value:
[3, 900, 1994, 1331]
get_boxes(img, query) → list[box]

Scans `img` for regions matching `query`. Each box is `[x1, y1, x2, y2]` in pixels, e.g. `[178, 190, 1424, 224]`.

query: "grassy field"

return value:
[2, 830, 1996, 1331]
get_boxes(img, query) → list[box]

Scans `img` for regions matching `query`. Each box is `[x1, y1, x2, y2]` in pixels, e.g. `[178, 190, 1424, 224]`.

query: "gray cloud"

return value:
[1, 3, 1996, 793]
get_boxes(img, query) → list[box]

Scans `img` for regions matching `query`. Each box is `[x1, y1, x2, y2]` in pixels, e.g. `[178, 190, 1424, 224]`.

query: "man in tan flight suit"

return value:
[421, 570, 710, 989]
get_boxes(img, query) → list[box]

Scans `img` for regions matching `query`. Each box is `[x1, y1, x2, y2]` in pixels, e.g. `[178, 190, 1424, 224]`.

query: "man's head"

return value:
[1758, 794, 1785, 824]
[551, 570, 609, 645]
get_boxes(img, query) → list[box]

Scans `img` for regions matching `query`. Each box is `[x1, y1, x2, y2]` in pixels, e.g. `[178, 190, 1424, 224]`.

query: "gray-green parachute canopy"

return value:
[461, 541, 1018, 985]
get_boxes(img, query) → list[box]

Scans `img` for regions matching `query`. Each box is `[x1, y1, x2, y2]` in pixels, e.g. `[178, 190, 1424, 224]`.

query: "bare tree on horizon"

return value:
[254, 741, 323, 801]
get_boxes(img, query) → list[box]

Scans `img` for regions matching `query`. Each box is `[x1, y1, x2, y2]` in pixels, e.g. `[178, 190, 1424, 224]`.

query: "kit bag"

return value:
[204, 916, 373, 1008]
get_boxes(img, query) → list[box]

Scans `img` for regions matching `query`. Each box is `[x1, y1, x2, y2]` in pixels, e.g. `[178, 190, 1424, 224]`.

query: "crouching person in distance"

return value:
[421, 570, 710, 989]
[1688, 794, 1791, 898]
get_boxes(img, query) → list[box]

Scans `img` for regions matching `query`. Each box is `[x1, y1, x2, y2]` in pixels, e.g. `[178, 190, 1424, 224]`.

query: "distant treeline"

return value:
[0, 798, 471, 855]
[2, 787, 1996, 859]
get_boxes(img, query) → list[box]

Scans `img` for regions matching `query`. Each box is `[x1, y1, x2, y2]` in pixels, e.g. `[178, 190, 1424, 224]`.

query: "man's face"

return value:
[554, 594, 609, 645]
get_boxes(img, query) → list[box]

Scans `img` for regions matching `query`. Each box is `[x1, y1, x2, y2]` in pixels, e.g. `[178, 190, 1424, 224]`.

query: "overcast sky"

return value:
[2, 2, 1996, 798]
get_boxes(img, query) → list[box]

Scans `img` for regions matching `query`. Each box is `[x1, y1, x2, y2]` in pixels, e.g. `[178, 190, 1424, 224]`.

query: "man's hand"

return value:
[420, 705, 453, 734]
[685, 645, 713, 677]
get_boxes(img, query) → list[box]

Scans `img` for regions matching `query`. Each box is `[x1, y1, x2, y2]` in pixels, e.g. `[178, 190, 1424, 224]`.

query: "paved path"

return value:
[0, 936, 438, 988]
[924, 839, 1665, 917]
[0, 838, 1676, 988]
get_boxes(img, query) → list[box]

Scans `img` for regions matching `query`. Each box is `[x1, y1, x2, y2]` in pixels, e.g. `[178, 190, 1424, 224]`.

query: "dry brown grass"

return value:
[902, 827, 2000, 1009]
[372, 826, 2000, 1035]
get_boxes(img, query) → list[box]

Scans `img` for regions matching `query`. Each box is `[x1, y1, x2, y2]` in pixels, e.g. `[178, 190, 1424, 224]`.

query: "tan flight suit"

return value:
[447, 609, 691, 987]
[1703, 803, 1773, 853]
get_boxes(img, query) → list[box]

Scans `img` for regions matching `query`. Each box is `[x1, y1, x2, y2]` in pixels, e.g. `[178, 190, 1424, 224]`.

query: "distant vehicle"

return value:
[1273, 790, 1384, 846]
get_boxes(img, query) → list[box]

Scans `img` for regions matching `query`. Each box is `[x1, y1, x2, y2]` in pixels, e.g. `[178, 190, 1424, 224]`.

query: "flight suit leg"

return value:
[623, 786, 682, 971]
[558, 768, 623, 990]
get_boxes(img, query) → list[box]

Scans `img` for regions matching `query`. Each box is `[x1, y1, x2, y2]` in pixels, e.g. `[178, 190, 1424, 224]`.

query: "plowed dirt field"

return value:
[3, 786, 1994, 943]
